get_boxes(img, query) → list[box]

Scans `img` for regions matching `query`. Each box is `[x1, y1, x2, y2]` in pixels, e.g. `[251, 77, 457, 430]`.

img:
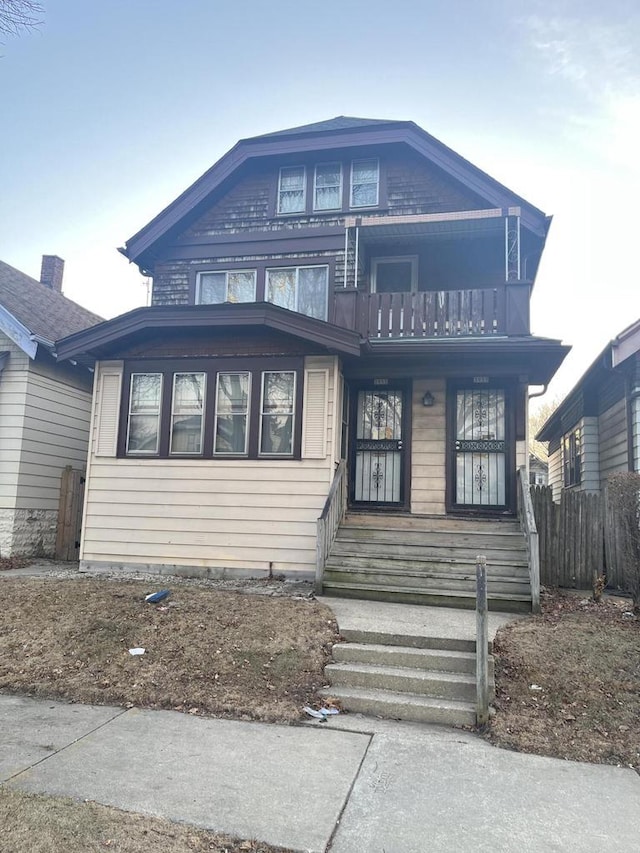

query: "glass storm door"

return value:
[352, 388, 405, 505]
[453, 388, 508, 508]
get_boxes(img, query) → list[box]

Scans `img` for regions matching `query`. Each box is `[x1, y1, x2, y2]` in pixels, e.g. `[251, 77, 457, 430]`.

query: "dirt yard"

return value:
[0, 577, 338, 722]
[0, 787, 293, 853]
[488, 589, 640, 771]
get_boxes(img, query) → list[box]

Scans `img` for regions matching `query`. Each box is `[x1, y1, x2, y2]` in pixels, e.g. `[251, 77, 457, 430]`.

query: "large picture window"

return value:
[121, 359, 302, 459]
[266, 265, 328, 321]
[196, 270, 256, 305]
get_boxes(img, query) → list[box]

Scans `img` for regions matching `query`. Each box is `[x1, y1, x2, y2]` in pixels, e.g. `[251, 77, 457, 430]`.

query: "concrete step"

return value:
[323, 569, 530, 596]
[322, 581, 532, 613]
[325, 661, 479, 702]
[332, 642, 494, 677]
[337, 627, 477, 653]
[319, 685, 476, 727]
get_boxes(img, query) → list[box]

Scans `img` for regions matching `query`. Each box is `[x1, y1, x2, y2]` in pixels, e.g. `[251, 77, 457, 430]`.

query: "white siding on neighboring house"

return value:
[548, 446, 562, 501]
[0, 332, 28, 554]
[81, 356, 339, 578]
[599, 398, 628, 489]
[631, 394, 640, 472]
[411, 378, 446, 515]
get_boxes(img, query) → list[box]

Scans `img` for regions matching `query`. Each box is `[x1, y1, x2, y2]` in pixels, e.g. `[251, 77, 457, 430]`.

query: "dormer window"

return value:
[350, 159, 379, 207]
[278, 166, 306, 214]
[314, 163, 342, 211]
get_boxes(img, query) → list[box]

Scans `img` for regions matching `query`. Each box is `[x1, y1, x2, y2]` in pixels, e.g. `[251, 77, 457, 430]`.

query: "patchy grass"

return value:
[488, 589, 640, 771]
[0, 578, 338, 722]
[0, 787, 293, 853]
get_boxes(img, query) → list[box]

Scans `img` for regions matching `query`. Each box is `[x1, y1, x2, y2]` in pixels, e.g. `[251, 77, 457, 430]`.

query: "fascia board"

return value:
[0, 304, 37, 359]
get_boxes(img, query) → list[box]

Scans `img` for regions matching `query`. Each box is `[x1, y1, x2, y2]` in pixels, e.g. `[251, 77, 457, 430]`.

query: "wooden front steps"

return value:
[321, 632, 495, 727]
[321, 513, 531, 613]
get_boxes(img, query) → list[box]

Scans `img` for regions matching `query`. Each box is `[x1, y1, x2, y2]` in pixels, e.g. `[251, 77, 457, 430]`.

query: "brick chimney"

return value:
[40, 255, 65, 292]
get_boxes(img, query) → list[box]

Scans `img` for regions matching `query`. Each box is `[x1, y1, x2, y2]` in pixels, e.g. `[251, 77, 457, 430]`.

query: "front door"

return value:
[447, 384, 514, 513]
[350, 386, 408, 508]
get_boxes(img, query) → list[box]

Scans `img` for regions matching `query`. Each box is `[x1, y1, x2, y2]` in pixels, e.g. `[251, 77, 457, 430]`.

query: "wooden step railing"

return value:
[517, 466, 540, 613]
[315, 460, 348, 594]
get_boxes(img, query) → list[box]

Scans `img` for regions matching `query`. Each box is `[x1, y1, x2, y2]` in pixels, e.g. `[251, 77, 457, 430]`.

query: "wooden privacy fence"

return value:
[56, 466, 85, 561]
[530, 485, 627, 590]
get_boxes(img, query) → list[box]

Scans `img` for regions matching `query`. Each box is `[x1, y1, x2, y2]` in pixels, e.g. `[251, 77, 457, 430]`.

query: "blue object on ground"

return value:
[144, 590, 170, 603]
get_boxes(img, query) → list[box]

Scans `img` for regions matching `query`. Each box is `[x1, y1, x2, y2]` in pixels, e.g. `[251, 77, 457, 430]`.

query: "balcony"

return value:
[333, 283, 531, 340]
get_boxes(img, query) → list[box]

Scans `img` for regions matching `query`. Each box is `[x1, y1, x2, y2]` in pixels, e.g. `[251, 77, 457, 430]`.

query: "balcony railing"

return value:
[333, 284, 531, 339]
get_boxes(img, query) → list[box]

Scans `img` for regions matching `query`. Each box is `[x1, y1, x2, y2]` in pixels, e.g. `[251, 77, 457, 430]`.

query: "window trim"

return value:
[169, 371, 206, 456]
[213, 371, 251, 457]
[562, 427, 582, 488]
[195, 269, 257, 305]
[126, 372, 163, 456]
[118, 358, 304, 460]
[259, 370, 297, 457]
[350, 158, 380, 208]
[277, 165, 306, 215]
[370, 255, 419, 294]
[313, 162, 343, 212]
[265, 263, 329, 321]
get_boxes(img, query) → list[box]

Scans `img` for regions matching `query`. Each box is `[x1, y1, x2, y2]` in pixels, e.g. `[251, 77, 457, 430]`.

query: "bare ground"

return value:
[0, 787, 293, 853]
[487, 588, 640, 771]
[0, 577, 339, 722]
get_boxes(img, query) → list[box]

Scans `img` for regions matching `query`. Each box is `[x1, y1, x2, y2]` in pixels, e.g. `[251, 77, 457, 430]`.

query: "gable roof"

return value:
[122, 116, 550, 271]
[536, 318, 640, 443]
[0, 259, 103, 357]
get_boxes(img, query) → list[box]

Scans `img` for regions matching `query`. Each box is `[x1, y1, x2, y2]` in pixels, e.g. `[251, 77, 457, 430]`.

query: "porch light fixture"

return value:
[422, 391, 435, 407]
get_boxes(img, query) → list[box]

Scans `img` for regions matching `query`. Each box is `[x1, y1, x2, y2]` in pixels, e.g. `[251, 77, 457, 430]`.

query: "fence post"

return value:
[476, 555, 489, 727]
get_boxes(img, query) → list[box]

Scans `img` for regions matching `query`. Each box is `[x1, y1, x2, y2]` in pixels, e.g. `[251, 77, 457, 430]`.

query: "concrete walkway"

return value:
[1, 693, 638, 852]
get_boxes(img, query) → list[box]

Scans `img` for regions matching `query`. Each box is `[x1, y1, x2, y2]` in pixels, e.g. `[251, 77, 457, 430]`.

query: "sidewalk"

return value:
[1, 693, 638, 852]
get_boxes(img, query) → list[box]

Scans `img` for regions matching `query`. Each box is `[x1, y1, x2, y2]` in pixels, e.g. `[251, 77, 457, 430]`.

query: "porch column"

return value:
[504, 210, 521, 281]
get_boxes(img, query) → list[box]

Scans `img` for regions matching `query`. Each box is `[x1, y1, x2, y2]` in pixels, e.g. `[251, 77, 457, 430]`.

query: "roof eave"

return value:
[0, 304, 38, 359]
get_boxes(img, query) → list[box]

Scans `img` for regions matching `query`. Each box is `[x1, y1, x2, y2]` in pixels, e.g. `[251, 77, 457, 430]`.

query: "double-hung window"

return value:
[127, 373, 162, 454]
[214, 372, 250, 455]
[350, 159, 379, 207]
[260, 371, 296, 456]
[170, 373, 205, 454]
[278, 166, 306, 214]
[562, 428, 581, 487]
[266, 265, 328, 321]
[197, 270, 256, 305]
[314, 163, 342, 211]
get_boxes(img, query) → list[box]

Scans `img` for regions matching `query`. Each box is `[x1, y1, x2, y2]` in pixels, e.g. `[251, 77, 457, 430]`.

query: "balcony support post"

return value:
[505, 213, 521, 281]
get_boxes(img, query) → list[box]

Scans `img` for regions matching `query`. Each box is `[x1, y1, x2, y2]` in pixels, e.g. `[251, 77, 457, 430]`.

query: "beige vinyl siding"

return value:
[548, 446, 562, 501]
[411, 378, 446, 515]
[0, 332, 29, 508]
[599, 398, 628, 489]
[81, 356, 338, 576]
[580, 416, 600, 492]
[15, 365, 93, 510]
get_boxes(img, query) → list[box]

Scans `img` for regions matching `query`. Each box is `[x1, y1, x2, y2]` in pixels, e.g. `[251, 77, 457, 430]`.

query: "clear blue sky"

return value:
[1, 0, 639, 403]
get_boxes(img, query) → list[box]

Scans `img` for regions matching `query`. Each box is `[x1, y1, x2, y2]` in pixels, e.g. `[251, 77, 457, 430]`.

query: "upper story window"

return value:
[266, 265, 328, 321]
[197, 270, 256, 304]
[314, 163, 342, 211]
[562, 428, 581, 487]
[350, 159, 379, 207]
[278, 166, 306, 214]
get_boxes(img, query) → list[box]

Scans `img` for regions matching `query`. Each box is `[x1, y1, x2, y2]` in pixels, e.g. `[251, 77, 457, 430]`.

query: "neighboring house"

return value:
[55, 116, 569, 601]
[0, 257, 103, 557]
[537, 319, 640, 500]
[529, 451, 548, 486]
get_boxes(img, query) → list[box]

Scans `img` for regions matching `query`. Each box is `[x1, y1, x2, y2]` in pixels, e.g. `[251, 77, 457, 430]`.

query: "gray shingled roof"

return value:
[248, 115, 400, 140]
[0, 259, 103, 342]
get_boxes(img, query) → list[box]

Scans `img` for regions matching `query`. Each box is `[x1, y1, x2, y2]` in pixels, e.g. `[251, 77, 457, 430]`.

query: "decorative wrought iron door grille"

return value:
[454, 389, 506, 506]
[353, 389, 403, 504]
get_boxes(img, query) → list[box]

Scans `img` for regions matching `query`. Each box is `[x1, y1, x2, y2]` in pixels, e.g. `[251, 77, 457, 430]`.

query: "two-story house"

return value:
[56, 117, 569, 610]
